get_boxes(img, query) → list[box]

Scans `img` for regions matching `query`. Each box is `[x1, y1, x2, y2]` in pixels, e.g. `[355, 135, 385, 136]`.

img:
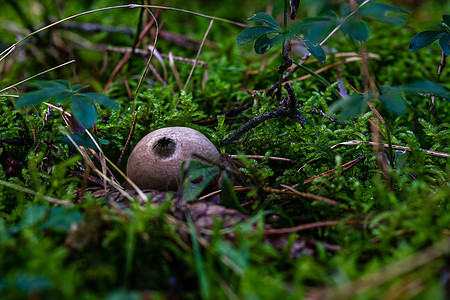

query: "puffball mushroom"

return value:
[126, 127, 220, 191]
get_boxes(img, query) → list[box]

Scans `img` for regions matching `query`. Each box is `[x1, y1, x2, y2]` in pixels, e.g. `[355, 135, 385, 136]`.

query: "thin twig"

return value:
[0, 179, 72, 207]
[194, 101, 253, 125]
[220, 103, 306, 145]
[184, 19, 213, 91]
[71, 41, 209, 67]
[221, 83, 306, 145]
[280, 184, 343, 206]
[309, 107, 347, 126]
[264, 220, 359, 236]
[103, 10, 160, 92]
[0, 60, 75, 93]
[198, 185, 342, 207]
[60, 127, 148, 204]
[131, 8, 160, 113]
[169, 52, 183, 90]
[302, 155, 366, 184]
[0, 4, 246, 62]
[117, 111, 138, 167]
[331, 140, 450, 158]
[176, 18, 214, 107]
[229, 155, 297, 164]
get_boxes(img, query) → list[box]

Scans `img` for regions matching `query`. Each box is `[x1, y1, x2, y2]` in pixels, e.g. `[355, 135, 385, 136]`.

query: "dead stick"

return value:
[264, 220, 359, 236]
[221, 83, 306, 145]
[331, 140, 449, 158]
[117, 111, 138, 167]
[303, 155, 366, 184]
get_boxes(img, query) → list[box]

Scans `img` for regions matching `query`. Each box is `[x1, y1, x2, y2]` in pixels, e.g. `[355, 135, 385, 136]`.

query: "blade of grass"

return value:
[0, 60, 75, 94]
[187, 214, 210, 299]
[124, 217, 137, 288]
[60, 127, 140, 203]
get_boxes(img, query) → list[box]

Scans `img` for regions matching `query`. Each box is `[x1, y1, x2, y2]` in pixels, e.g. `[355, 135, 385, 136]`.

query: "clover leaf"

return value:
[236, 12, 326, 62]
[16, 80, 118, 129]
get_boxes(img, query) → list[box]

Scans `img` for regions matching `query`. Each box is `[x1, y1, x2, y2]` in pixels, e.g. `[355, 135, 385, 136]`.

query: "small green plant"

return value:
[16, 80, 118, 129]
[236, 12, 326, 62]
[330, 80, 450, 118]
[1, 1, 450, 299]
[409, 14, 450, 55]
[294, 1, 409, 43]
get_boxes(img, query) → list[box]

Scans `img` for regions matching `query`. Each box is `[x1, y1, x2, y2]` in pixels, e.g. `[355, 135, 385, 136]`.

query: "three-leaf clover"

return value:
[236, 12, 326, 63]
[409, 14, 450, 55]
[16, 80, 118, 128]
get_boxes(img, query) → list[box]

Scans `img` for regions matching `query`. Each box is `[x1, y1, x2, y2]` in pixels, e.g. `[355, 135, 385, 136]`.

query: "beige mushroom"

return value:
[126, 127, 220, 191]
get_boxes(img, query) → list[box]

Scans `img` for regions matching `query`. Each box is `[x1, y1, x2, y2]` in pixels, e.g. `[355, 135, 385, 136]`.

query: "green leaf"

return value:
[41, 207, 83, 232]
[220, 172, 246, 213]
[328, 94, 370, 119]
[14, 273, 52, 292]
[291, 17, 336, 44]
[236, 26, 279, 46]
[409, 31, 445, 51]
[439, 33, 450, 55]
[80, 92, 118, 109]
[341, 18, 369, 41]
[105, 290, 142, 300]
[379, 93, 407, 115]
[303, 40, 326, 63]
[395, 80, 450, 101]
[70, 95, 97, 128]
[182, 160, 219, 202]
[16, 89, 66, 107]
[359, 3, 409, 25]
[246, 12, 282, 30]
[71, 84, 89, 92]
[20, 205, 47, 228]
[31, 80, 71, 92]
[53, 93, 72, 104]
[254, 33, 283, 54]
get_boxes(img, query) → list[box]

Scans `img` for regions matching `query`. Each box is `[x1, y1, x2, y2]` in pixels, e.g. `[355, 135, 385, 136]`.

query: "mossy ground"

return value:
[0, 0, 449, 299]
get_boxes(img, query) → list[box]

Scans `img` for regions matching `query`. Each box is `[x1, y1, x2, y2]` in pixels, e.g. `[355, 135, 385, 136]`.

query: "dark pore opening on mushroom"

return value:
[152, 137, 176, 158]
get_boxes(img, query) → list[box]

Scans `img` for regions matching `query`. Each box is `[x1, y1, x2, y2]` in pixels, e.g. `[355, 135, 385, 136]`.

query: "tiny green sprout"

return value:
[409, 14, 450, 55]
[16, 80, 118, 129]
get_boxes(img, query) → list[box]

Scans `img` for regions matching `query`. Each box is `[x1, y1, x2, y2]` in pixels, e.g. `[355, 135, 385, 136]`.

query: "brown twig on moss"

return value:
[309, 107, 347, 126]
[220, 83, 306, 146]
[116, 111, 138, 167]
[266, 64, 301, 96]
[278, 41, 293, 74]
[302, 155, 366, 184]
[264, 220, 360, 236]
[103, 9, 162, 92]
[194, 101, 254, 125]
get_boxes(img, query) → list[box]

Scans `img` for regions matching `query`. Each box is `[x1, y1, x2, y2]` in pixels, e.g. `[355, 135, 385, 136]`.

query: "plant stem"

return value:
[276, 41, 285, 100]
[0, 4, 246, 62]
[0, 60, 75, 94]
[276, 0, 290, 101]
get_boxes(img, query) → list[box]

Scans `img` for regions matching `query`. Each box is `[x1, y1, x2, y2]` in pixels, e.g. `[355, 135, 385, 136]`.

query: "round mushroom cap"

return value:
[126, 127, 220, 191]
